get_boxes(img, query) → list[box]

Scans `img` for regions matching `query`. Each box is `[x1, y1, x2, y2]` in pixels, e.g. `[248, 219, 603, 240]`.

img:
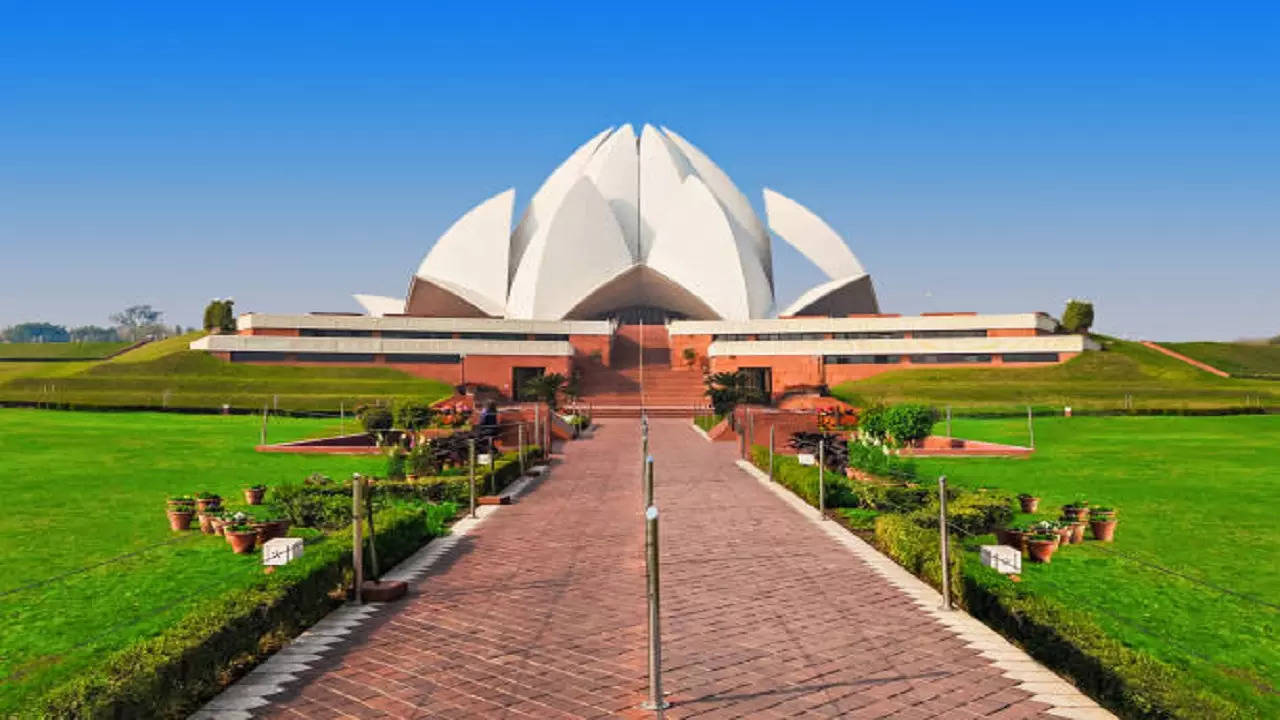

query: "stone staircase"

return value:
[574, 323, 709, 417]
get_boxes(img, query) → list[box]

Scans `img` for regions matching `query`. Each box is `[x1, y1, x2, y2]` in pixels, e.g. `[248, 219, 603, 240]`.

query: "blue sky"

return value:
[2, 1, 1277, 340]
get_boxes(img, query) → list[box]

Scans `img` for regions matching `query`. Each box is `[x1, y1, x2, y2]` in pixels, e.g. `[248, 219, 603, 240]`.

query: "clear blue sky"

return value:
[3, 1, 1277, 340]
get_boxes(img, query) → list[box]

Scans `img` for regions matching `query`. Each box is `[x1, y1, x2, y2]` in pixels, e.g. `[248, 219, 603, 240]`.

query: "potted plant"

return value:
[1026, 533, 1059, 563]
[1062, 499, 1091, 522]
[243, 484, 266, 505]
[166, 502, 195, 531]
[1028, 520, 1063, 548]
[196, 510, 218, 534]
[1017, 493, 1040, 513]
[1060, 516, 1086, 543]
[1090, 506, 1118, 542]
[224, 523, 258, 554]
[195, 491, 222, 513]
[166, 495, 196, 510]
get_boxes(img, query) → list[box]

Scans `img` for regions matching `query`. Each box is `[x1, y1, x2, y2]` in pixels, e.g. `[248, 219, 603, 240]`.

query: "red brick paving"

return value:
[255, 419, 1054, 718]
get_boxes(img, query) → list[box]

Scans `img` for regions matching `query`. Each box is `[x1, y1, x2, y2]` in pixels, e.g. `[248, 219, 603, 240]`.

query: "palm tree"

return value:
[522, 372, 567, 411]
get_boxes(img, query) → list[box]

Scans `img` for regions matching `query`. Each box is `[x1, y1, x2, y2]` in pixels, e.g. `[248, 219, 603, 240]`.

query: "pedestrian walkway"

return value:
[220, 419, 1096, 719]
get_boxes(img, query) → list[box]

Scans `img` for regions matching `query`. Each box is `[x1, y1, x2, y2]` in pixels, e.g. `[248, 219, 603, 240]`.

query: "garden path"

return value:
[208, 419, 1095, 719]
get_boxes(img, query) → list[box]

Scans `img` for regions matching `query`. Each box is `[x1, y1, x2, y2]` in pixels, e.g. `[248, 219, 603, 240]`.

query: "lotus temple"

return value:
[192, 124, 1096, 411]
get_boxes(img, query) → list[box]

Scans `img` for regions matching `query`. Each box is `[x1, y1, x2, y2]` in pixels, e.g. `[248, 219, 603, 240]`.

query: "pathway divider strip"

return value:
[733, 456, 1116, 720]
[188, 466, 550, 720]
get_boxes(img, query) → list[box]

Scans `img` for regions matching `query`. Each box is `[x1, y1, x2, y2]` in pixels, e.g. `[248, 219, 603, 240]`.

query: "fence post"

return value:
[533, 405, 540, 455]
[1027, 405, 1035, 450]
[260, 403, 268, 445]
[352, 474, 364, 604]
[644, 456, 654, 509]
[340, 401, 345, 435]
[518, 423, 525, 477]
[938, 475, 952, 611]
[946, 405, 952, 437]
[818, 438, 826, 520]
[768, 425, 775, 482]
[642, 505, 669, 711]
[468, 438, 477, 519]
[488, 437, 497, 494]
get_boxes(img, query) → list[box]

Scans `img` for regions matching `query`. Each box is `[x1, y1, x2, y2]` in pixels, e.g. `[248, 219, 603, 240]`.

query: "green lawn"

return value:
[0, 333, 453, 412]
[0, 409, 391, 710]
[831, 337, 1279, 412]
[1163, 341, 1280, 380]
[0, 341, 132, 360]
[913, 415, 1280, 716]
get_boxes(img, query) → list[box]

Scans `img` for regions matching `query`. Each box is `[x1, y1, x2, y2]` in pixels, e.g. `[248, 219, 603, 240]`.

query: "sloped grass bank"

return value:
[0, 333, 453, 411]
[0, 341, 133, 360]
[831, 337, 1279, 412]
[1162, 341, 1280, 380]
[748, 415, 1280, 718]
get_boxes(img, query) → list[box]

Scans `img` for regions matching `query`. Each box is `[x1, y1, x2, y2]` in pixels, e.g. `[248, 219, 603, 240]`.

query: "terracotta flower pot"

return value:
[1005, 529, 1027, 554]
[994, 528, 1014, 547]
[244, 488, 265, 505]
[196, 498, 221, 513]
[1090, 519, 1118, 542]
[210, 516, 227, 536]
[197, 512, 217, 534]
[1055, 526, 1073, 546]
[1018, 496, 1040, 513]
[225, 530, 257, 554]
[1069, 521, 1086, 544]
[1027, 538, 1058, 563]
[167, 510, 194, 531]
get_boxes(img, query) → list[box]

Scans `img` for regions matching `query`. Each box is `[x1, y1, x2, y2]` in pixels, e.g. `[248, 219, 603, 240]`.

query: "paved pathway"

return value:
[228, 419, 1088, 719]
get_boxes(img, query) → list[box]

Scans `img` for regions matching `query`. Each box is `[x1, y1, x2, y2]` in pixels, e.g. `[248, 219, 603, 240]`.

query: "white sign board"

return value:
[477, 453, 493, 465]
[797, 453, 816, 466]
[980, 544, 1021, 575]
[263, 537, 304, 566]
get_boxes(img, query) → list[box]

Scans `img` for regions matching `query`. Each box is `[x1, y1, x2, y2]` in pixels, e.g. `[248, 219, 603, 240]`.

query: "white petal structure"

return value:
[764, 188, 879, 316]
[505, 177, 635, 319]
[352, 294, 405, 317]
[407, 188, 515, 317]
[375, 125, 878, 321]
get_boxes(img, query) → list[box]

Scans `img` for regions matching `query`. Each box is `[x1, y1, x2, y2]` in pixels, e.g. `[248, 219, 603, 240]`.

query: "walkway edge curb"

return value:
[188, 465, 551, 720]
[733, 457, 1115, 720]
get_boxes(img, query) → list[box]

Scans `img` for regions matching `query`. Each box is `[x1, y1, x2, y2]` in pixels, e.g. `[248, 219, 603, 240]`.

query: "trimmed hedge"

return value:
[36, 502, 456, 719]
[750, 445, 856, 508]
[960, 564, 1244, 719]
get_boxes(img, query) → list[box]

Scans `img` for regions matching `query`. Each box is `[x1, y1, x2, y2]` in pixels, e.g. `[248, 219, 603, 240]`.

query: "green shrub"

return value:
[851, 482, 930, 513]
[357, 405, 393, 437]
[394, 401, 433, 432]
[884, 403, 938, 446]
[750, 445, 856, 508]
[873, 513, 962, 604]
[37, 502, 456, 719]
[384, 448, 406, 480]
[961, 564, 1243, 719]
[902, 490, 1014, 537]
[846, 440, 916, 480]
[859, 405, 888, 443]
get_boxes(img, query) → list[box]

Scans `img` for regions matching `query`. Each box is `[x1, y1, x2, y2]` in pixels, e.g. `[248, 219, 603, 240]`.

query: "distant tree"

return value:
[1270, 334, 1280, 345]
[69, 325, 121, 342]
[1060, 299, 1095, 334]
[703, 370, 766, 416]
[2, 322, 70, 343]
[203, 298, 235, 333]
[111, 305, 165, 341]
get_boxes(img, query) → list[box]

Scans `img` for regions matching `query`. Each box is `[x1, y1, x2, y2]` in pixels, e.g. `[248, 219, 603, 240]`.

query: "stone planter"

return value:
[166, 510, 194, 531]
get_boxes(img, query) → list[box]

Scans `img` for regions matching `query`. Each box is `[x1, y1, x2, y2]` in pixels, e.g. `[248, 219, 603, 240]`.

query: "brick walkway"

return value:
[250, 419, 1058, 719]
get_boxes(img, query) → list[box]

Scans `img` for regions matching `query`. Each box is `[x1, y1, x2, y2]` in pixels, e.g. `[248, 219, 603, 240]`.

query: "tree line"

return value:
[1, 305, 184, 343]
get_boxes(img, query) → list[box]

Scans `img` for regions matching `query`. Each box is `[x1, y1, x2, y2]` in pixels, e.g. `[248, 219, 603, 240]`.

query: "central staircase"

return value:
[574, 324, 709, 418]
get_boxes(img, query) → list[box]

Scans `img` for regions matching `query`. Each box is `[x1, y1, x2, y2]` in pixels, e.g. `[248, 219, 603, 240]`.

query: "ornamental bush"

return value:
[394, 400, 434, 432]
[357, 405, 394, 437]
[859, 405, 888, 443]
[883, 404, 938, 446]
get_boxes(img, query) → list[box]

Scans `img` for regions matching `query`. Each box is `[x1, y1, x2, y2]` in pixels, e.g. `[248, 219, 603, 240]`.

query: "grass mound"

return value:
[831, 337, 1279, 412]
[0, 342, 133, 360]
[1162, 341, 1280, 380]
[0, 332, 452, 411]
